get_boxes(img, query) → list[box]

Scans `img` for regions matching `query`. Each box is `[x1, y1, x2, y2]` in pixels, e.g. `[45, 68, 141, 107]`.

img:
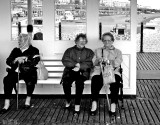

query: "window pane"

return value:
[55, 0, 87, 41]
[99, 0, 131, 41]
[32, 0, 43, 40]
[137, 0, 160, 52]
[11, 0, 43, 41]
[11, 0, 28, 40]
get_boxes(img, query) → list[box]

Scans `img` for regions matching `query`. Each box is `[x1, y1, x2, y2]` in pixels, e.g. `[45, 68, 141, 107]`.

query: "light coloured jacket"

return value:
[91, 45, 123, 77]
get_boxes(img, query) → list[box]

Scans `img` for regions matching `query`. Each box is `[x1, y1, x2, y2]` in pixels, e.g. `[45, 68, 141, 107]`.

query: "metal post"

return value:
[99, 22, 102, 40]
[28, 0, 33, 38]
[140, 22, 143, 53]
[16, 63, 20, 110]
[59, 22, 61, 40]
[18, 22, 21, 35]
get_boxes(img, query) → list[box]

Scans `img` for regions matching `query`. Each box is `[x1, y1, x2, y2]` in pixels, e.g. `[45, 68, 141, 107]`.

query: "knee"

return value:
[62, 80, 72, 88]
[3, 76, 11, 86]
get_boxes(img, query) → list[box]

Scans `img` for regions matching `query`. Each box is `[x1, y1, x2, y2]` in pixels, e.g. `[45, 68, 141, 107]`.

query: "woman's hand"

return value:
[14, 56, 28, 64]
[72, 67, 80, 72]
[72, 63, 80, 72]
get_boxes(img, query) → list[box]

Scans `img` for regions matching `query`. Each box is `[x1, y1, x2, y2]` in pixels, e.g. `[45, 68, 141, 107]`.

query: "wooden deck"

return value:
[137, 53, 160, 70]
[0, 80, 160, 125]
[0, 53, 160, 125]
[137, 52, 160, 79]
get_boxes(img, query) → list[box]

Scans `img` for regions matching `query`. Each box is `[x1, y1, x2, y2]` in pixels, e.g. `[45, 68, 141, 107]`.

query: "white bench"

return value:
[19, 59, 91, 84]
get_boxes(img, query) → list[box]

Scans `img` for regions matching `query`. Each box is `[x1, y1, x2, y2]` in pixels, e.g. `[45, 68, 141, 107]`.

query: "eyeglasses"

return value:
[102, 40, 112, 43]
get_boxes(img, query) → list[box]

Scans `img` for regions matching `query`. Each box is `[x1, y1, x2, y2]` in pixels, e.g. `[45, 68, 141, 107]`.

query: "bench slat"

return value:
[19, 79, 91, 84]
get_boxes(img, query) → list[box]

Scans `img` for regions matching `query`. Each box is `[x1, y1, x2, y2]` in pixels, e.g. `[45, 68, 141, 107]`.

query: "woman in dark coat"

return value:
[0, 34, 40, 114]
[61, 33, 94, 114]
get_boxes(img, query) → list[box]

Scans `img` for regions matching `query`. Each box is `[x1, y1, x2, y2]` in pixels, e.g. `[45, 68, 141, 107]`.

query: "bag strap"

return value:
[101, 48, 104, 71]
[101, 48, 103, 58]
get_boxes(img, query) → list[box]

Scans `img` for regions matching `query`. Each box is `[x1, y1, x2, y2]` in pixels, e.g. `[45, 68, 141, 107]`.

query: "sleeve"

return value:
[80, 49, 94, 71]
[26, 47, 40, 67]
[62, 48, 76, 68]
[114, 49, 123, 68]
[6, 48, 18, 68]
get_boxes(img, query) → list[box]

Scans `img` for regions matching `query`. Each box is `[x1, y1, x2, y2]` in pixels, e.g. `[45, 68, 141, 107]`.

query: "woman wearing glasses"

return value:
[90, 32, 123, 119]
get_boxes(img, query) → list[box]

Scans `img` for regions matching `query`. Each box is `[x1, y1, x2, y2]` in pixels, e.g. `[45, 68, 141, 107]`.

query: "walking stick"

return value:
[100, 62, 110, 111]
[16, 62, 20, 110]
[120, 66, 124, 109]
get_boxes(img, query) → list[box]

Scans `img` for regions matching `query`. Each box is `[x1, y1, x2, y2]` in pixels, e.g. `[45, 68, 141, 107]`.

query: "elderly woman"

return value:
[90, 32, 123, 117]
[0, 34, 40, 114]
[61, 33, 94, 114]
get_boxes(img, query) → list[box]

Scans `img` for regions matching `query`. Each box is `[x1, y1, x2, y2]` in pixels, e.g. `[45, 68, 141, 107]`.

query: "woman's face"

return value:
[18, 35, 29, 48]
[102, 35, 114, 48]
[76, 37, 87, 48]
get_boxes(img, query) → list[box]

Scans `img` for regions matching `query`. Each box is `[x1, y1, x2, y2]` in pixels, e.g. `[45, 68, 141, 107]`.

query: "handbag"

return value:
[101, 64, 115, 85]
[101, 49, 115, 85]
[36, 56, 48, 80]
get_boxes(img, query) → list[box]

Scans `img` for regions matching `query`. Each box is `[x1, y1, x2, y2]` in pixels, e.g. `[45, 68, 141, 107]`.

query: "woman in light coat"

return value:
[90, 32, 123, 118]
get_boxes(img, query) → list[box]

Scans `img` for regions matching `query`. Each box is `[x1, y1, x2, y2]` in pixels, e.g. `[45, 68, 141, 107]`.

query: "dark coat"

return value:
[6, 45, 40, 74]
[61, 45, 94, 82]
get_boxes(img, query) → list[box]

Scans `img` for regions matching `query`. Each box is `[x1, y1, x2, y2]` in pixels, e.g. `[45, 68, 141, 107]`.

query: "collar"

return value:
[20, 46, 29, 52]
[102, 45, 115, 50]
[74, 45, 85, 51]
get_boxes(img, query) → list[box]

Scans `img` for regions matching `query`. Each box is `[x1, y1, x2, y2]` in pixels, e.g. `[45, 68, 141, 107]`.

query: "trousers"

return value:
[91, 74, 121, 104]
[3, 71, 37, 99]
[62, 70, 87, 105]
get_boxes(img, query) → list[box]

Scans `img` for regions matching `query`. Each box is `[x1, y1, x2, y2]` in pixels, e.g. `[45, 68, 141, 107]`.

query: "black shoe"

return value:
[22, 105, 31, 110]
[90, 109, 97, 116]
[0, 108, 10, 114]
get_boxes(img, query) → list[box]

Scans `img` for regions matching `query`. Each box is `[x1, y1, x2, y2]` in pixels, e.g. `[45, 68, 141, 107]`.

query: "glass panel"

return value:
[11, 0, 43, 41]
[55, 0, 87, 41]
[11, 0, 28, 40]
[137, 0, 160, 52]
[99, 0, 131, 41]
[32, 0, 43, 40]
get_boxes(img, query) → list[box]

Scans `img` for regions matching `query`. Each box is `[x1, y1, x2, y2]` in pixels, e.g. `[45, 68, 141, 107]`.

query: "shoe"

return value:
[22, 105, 31, 110]
[64, 105, 71, 110]
[90, 109, 97, 116]
[0, 108, 10, 114]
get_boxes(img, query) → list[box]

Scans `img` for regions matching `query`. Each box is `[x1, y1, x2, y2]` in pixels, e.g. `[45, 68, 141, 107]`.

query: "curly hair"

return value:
[75, 33, 88, 43]
[102, 32, 114, 42]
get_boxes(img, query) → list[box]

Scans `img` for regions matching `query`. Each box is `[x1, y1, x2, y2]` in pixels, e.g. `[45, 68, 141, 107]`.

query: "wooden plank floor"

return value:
[137, 52, 160, 79]
[137, 52, 160, 70]
[0, 80, 160, 125]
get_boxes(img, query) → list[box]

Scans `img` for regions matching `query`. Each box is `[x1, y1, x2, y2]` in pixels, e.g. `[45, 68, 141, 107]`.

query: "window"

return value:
[11, 0, 43, 41]
[55, 0, 87, 41]
[99, 0, 131, 41]
[137, 0, 160, 52]
[32, 0, 43, 40]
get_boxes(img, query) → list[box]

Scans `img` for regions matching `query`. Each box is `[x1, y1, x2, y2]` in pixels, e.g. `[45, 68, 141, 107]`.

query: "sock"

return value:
[3, 99, 10, 109]
[111, 103, 116, 113]
[75, 105, 80, 111]
[25, 96, 31, 105]
[91, 101, 97, 111]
